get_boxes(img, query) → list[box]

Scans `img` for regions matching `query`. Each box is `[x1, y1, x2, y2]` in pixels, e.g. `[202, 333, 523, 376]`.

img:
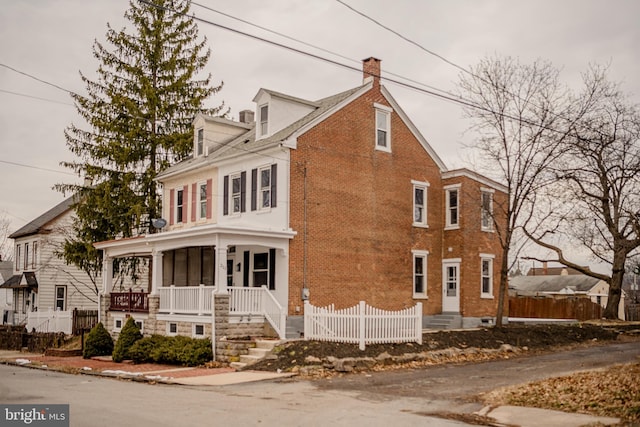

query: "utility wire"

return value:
[0, 88, 74, 106]
[0, 159, 77, 176]
[0, 63, 75, 95]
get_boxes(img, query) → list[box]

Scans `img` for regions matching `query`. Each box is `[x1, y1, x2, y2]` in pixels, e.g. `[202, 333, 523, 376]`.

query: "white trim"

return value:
[258, 103, 269, 139]
[412, 250, 429, 299]
[373, 102, 392, 112]
[197, 180, 208, 221]
[174, 186, 185, 224]
[193, 323, 206, 338]
[445, 186, 460, 230]
[412, 180, 429, 228]
[442, 168, 507, 193]
[480, 255, 494, 299]
[374, 106, 391, 153]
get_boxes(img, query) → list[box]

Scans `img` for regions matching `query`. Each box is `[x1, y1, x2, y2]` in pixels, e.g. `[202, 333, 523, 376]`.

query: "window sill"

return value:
[444, 225, 460, 231]
[481, 228, 494, 233]
[481, 294, 494, 299]
[374, 145, 392, 153]
[413, 294, 428, 300]
[412, 223, 429, 229]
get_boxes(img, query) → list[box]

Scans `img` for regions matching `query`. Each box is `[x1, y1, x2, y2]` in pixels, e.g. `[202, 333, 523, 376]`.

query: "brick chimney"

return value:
[362, 57, 381, 88]
[239, 109, 255, 124]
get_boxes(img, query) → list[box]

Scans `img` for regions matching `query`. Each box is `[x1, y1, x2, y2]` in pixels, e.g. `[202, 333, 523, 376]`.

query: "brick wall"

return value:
[289, 85, 445, 313]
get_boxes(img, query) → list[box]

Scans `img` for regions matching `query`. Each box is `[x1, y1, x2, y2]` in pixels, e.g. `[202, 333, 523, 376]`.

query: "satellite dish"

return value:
[151, 218, 167, 229]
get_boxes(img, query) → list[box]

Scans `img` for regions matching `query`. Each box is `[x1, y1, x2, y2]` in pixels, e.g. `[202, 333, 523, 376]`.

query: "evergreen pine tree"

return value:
[57, 0, 224, 278]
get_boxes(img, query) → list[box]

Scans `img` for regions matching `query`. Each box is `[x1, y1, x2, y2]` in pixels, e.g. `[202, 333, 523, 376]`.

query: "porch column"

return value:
[150, 251, 163, 296]
[215, 246, 228, 294]
[102, 256, 114, 294]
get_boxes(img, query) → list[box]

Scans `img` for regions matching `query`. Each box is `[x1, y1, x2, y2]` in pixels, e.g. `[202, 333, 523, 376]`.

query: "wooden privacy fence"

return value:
[304, 301, 422, 350]
[509, 296, 603, 321]
[72, 309, 98, 335]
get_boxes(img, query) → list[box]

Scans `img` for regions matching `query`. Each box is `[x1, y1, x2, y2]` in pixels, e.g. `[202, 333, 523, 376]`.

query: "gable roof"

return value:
[9, 196, 75, 239]
[527, 266, 585, 276]
[0, 261, 13, 284]
[510, 274, 601, 295]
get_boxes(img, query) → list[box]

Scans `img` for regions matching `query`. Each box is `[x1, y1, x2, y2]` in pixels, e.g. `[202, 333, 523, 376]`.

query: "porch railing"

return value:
[159, 285, 215, 315]
[229, 286, 286, 339]
[109, 289, 149, 313]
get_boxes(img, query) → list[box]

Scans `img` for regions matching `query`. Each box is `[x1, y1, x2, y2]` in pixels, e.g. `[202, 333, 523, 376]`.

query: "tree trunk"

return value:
[495, 246, 510, 327]
[604, 251, 626, 319]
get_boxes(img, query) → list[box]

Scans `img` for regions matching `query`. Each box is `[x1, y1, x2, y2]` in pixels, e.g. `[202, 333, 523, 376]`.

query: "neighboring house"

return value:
[0, 197, 102, 332]
[95, 57, 507, 340]
[510, 271, 625, 320]
[0, 260, 13, 320]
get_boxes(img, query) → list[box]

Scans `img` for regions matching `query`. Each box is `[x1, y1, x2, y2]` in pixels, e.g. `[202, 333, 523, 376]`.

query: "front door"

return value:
[442, 260, 460, 312]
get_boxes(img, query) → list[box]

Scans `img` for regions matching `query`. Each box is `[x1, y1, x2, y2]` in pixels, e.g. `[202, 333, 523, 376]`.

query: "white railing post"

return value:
[358, 301, 366, 351]
[169, 285, 175, 315]
[198, 284, 205, 315]
[416, 302, 423, 345]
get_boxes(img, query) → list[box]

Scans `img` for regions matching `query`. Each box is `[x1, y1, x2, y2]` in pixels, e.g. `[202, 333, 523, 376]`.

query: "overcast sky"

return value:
[1, 0, 639, 258]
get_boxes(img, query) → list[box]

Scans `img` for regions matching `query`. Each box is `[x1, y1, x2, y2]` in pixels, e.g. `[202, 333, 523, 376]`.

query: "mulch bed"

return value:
[250, 323, 636, 372]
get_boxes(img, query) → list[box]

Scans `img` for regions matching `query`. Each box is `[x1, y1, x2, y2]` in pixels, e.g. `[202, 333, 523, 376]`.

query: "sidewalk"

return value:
[0, 350, 295, 385]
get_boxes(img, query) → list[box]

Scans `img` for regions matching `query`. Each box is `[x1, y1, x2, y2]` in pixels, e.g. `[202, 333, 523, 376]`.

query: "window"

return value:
[259, 104, 269, 136]
[55, 286, 66, 311]
[481, 189, 494, 231]
[24, 243, 29, 270]
[32, 241, 38, 269]
[412, 250, 429, 298]
[480, 254, 494, 298]
[167, 322, 178, 336]
[135, 320, 144, 333]
[375, 104, 391, 152]
[445, 185, 460, 229]
[114, 318, 123, 332]
[175, 188, 184, 223]
[412, 181, 429, 227]
[16, 244, 21, 271]
[259, 167, 271, 209]
[197, 128, 204, 156]
[224, 172, 246, 215]
[253, 252, 269, 288]
[198, 182, 207, 219]
[193, 324, 205, 338]
[232, 175, 242, 213]
[251, 165, 277, 211]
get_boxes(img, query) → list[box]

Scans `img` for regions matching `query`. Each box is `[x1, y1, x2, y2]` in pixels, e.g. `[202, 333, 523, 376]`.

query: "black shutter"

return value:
[251, 168, 257, 211]
[243, 251, 250, 287]
[240, 171, 247, 213]
[223, 175, 229, 215]
[271, 164, 277, 208]
[268, 248, 276, 290]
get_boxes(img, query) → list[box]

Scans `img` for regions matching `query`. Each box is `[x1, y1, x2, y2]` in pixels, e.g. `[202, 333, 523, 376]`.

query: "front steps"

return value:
[229, 339, 282, 370]
[424, 313, 463, 330]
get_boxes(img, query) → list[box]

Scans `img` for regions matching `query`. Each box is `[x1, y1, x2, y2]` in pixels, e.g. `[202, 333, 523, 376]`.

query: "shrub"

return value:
[129, 335, 212, 366]
[83, 323, 113, 359]
[112, 317, 143, 362]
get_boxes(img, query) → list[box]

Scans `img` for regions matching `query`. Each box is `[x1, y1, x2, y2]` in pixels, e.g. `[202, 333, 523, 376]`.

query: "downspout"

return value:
[303, 165, 308, 296]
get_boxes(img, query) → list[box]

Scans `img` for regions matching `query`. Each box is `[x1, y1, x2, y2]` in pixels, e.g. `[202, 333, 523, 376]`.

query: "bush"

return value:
[129, 335, 212, 366]
[112, 317, 143, 362]
[83, 323, 113, 359]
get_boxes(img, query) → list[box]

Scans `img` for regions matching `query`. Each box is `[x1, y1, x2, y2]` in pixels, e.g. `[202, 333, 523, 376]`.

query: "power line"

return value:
[0, 159, 77, 176]
[0, 63, 75, 95]
[0, 88, 74, 106]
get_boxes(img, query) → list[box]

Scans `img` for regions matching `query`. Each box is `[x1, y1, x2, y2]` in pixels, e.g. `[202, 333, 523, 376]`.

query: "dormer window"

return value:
[259, 104, 269, 137]
[197, 129, 204, 156]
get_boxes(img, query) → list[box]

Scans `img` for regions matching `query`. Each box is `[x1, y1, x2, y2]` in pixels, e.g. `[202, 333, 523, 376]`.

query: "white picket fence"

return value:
[304, 301, 423, 350]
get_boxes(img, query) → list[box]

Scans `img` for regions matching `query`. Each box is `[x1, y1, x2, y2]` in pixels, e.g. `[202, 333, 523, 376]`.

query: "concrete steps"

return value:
[424, 313, 462, 330]
[230, 339, 282, 370]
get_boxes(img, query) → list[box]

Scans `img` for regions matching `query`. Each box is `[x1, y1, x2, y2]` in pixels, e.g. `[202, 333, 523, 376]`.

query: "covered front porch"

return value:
[95, 225, 295, 339]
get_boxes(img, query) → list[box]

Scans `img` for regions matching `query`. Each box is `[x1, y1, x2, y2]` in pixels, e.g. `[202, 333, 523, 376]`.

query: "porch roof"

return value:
[0, 272, 38, 289]
[94, 224, 296, 258]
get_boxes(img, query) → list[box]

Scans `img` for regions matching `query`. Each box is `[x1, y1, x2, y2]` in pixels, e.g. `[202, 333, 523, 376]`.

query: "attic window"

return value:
[259, 104, 269, 136]
[197, 129, 204, 156]
[374, 103, 392, 152]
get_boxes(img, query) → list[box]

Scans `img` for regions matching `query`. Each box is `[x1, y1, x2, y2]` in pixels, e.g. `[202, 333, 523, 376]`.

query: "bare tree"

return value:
[458, 55, 577, 326]
[0, 213, 13, 262]
[524, 65, 640, 319]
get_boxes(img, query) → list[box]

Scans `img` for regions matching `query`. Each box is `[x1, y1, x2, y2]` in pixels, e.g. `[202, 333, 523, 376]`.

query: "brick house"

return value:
[95, 57, 507, 341]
